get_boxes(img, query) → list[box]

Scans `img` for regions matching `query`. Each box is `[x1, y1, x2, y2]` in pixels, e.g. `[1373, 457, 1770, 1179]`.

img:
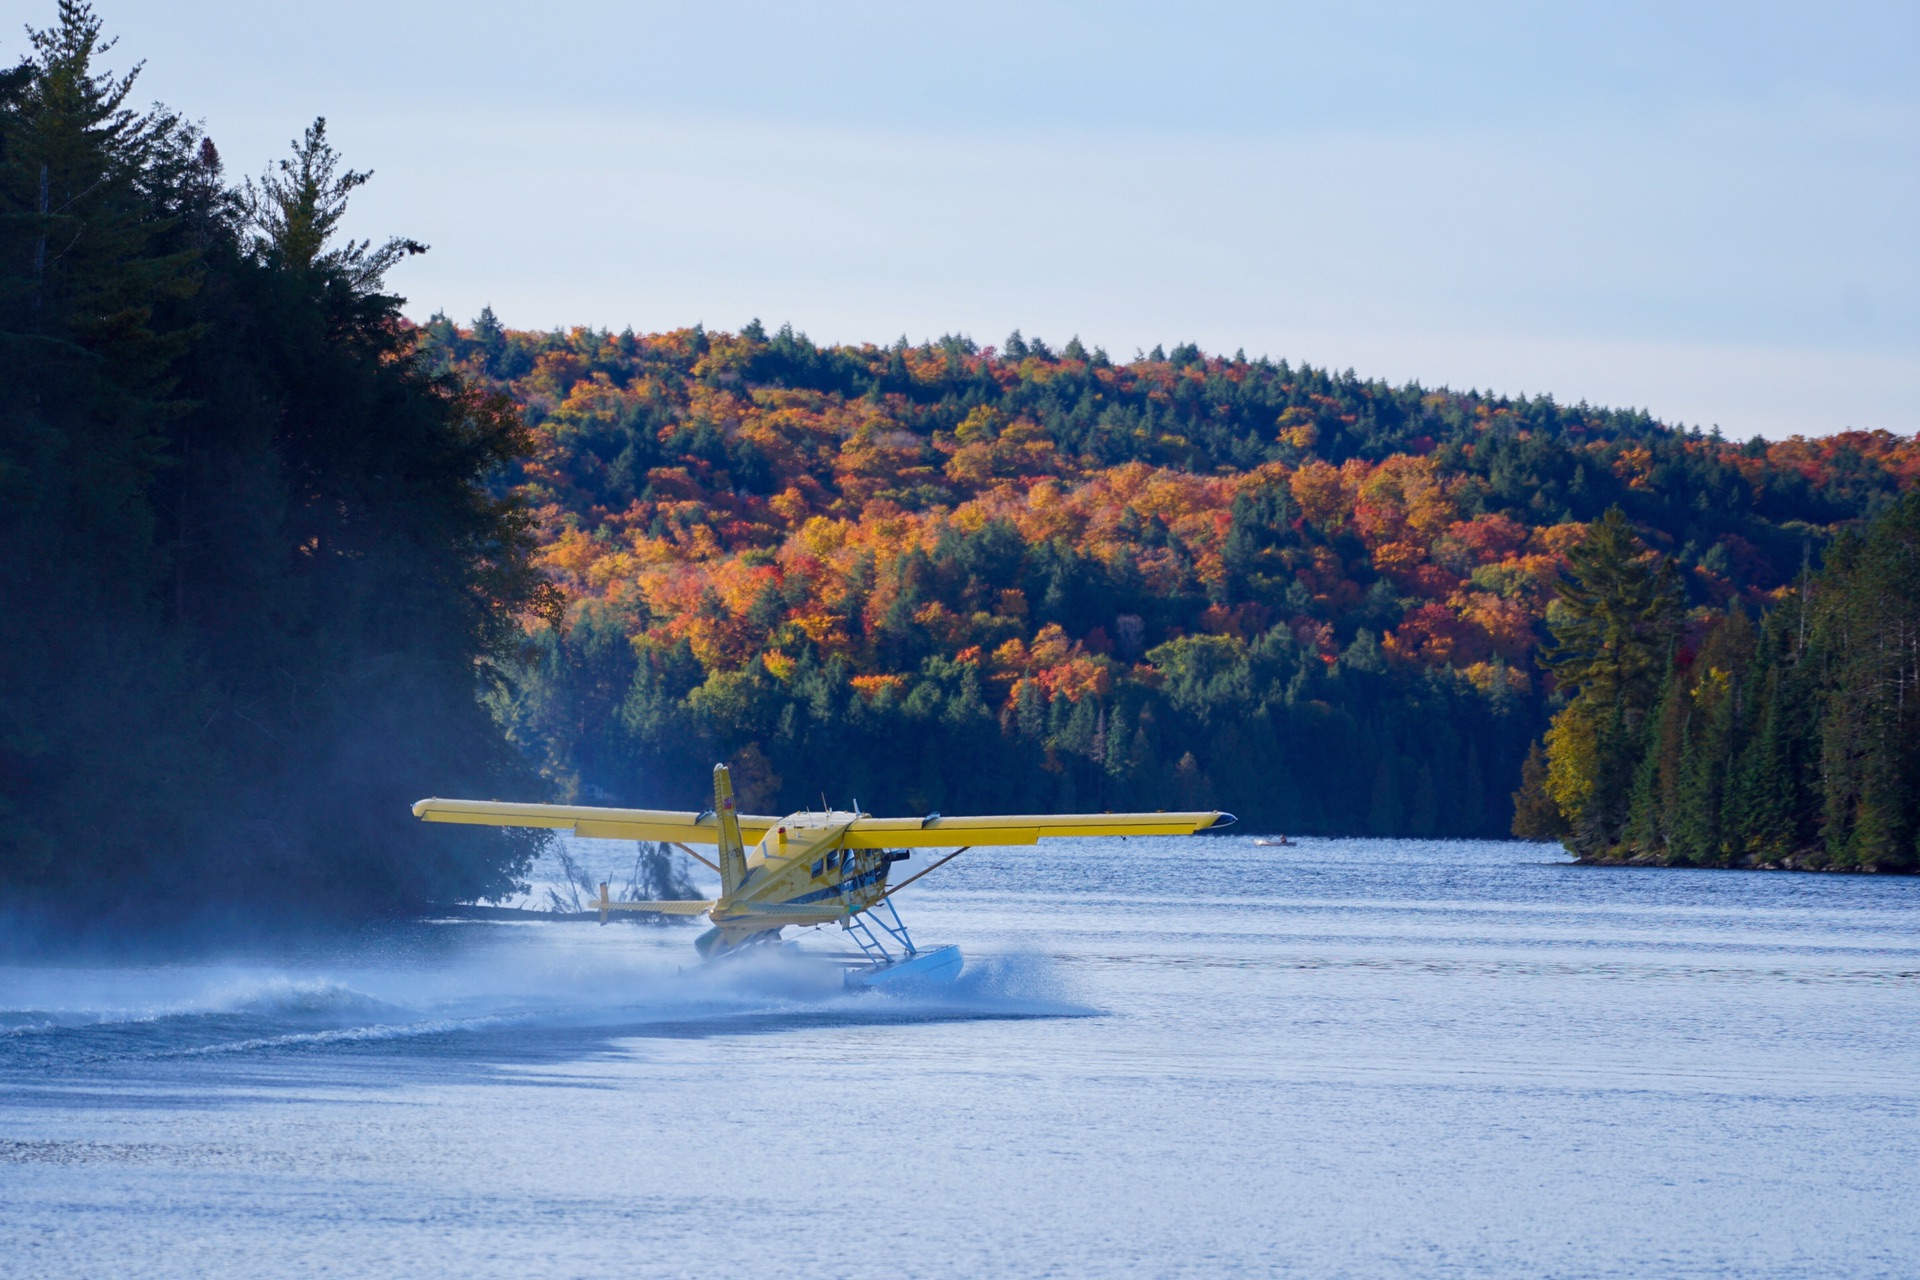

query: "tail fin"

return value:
[713, 763, 748, 895]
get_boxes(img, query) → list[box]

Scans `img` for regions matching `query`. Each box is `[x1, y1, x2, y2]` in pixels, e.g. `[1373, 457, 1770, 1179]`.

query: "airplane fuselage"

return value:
[701, 809, 910, 952]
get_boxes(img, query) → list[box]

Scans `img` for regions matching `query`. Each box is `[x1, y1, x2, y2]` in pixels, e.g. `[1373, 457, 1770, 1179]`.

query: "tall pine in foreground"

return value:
[0, 3, 551, 920]
[0, 4, 210, 898]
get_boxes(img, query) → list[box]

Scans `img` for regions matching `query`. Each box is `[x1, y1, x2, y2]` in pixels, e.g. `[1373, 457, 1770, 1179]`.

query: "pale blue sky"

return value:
[17, 1, 1919, 436]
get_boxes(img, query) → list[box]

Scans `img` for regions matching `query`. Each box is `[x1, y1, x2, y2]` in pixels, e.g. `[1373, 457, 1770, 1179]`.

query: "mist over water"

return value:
[4, 838, 1919, 1278]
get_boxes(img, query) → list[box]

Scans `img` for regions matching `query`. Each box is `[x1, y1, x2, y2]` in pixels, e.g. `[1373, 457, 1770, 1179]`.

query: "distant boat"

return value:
[1253, 836, 1292, 847]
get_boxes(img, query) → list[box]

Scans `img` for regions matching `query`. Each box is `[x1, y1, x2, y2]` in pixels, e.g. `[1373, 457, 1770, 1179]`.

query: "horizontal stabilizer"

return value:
[599, 899, 715, 915]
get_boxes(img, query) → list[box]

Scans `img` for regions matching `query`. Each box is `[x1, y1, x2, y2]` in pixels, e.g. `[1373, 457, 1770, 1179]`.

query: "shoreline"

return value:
[1572, 852, 1913, 875]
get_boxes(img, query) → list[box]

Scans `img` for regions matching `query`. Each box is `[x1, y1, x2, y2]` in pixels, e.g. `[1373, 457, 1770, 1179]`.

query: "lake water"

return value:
[4, 837, 1919, 1279]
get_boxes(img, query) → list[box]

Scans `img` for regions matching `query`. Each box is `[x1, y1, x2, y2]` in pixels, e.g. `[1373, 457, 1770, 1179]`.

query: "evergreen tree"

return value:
[1539, 507, 1685, 852]
[1814, 492, 1920, 870]
[0, 5, 550, 920]
[1563, 494, 1916, 871]
[1509, 742, 1565, 838]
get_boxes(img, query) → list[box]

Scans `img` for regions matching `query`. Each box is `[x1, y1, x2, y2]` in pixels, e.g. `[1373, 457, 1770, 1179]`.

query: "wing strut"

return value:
[873, 846, 972, 905]
[672, 841, 720, 873]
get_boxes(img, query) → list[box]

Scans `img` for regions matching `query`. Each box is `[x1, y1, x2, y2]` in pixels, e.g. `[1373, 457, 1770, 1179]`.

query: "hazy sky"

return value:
[17, 1, 1919, 437]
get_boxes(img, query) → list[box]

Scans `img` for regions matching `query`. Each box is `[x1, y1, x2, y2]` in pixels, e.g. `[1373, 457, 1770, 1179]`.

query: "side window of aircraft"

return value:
[811, 859, 824, 878]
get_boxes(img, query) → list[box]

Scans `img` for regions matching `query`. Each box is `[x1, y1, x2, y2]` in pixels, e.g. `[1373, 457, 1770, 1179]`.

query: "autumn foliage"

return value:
[421, 317, 1918, 833]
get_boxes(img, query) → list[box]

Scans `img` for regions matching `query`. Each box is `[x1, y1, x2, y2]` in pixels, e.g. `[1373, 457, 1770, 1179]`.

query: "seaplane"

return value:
[414, 763, 1234, 988]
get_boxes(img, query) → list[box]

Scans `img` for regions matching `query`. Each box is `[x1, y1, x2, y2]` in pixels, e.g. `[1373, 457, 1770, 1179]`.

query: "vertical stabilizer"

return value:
[713, 763, 748, 895]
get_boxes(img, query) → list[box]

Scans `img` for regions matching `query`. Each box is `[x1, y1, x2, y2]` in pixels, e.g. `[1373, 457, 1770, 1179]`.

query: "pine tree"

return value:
[1815, 492, 1920, 870]
[1623, 711, 1664, 856]
[1672, 609, 1753, 865]
[1729, 619, 1815, 864]
[1540, 507, 1686, 852]
[0, 5, 550, 917]
[0, 3, 210, 887]
[1542, 507, 1686, 713]
[242, 117, 423, 285]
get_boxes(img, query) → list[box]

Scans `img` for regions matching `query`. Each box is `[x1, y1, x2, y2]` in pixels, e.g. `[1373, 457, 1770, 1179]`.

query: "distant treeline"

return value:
[418, 318, 1915, 838]
[0, 4, 548, 918]
[1516, 496, 1920, 871]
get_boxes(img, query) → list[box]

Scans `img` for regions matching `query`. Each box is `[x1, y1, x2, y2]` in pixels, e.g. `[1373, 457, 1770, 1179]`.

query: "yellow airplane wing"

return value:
[410, 798, 781, 844]
[412, 797, 1232, 847]
[839, 810, 1233, 848]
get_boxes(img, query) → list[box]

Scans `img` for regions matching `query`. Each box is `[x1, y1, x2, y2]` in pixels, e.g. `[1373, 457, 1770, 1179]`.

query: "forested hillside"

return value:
[0, 4, 548, 919]
[420, 318, 1919, 834]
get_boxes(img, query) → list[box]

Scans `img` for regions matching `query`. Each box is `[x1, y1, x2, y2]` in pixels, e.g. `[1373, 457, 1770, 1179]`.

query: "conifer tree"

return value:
[1814, 492, 1920, 870]
[1509, 741, 1566, 838]
[1540, 507, 1685, 853]
[0, 4, 549, 918]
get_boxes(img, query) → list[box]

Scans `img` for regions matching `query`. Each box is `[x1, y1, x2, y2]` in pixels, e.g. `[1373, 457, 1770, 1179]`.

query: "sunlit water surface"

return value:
[4, 838, 1919, 1279]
